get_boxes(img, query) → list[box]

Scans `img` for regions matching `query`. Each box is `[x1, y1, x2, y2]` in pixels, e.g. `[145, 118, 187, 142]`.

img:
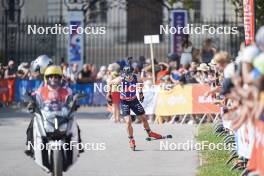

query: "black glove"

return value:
[139, 92, 144, 103]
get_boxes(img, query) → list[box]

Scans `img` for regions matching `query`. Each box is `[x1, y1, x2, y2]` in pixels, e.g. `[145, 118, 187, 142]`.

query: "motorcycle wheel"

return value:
[52, 149, 63, 176]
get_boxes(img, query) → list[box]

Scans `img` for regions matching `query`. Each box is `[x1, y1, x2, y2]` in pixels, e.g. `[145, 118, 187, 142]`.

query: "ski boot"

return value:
[148, 131, 162, 139]
[129, 137, 136, 151]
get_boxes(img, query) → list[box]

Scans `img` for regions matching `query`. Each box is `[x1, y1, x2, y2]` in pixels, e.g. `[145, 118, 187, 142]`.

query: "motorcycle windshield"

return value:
[40, 101, 70, 121]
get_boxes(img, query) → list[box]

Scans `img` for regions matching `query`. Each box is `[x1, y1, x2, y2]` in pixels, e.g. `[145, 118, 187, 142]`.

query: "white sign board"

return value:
[144, 35, 160, 44]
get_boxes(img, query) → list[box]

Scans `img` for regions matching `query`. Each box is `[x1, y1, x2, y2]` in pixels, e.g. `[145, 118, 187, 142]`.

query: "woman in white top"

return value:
[180, 36, 193, 67]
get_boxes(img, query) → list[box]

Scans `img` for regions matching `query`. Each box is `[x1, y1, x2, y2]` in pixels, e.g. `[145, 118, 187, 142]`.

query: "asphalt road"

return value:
[0, 111, 198, 176]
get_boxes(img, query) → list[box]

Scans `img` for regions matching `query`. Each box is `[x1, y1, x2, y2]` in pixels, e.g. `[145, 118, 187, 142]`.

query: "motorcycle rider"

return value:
[25, 55, 53, 156]
[25, 55, 83, 156]
[34, 65, 72, 109]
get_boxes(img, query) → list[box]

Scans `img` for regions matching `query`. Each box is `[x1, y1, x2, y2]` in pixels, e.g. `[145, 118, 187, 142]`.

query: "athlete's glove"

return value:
[139, 92, 144, 103]
[106, 93, 113, 106]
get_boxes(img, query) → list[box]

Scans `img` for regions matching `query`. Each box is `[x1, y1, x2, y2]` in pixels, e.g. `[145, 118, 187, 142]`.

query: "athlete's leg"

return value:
[125, 115, 136, 149]
[125, 115, 133, 137]
[139, 114, 150, 130]
[121, 100, 136, 149]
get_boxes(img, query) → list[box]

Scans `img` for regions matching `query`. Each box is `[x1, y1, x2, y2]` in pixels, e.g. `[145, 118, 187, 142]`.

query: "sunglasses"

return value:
[46, 74, 61, 79]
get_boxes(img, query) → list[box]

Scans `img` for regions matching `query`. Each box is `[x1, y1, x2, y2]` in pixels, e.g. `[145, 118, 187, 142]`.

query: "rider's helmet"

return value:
[44, 65, 63, 88]
[30, 55, 53, 74]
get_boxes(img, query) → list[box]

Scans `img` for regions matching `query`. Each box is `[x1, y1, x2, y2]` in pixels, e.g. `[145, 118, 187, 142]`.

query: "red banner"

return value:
[0, 79, 15, 104]
[243, 0, 255, 45]
[192, 84, 221, 114]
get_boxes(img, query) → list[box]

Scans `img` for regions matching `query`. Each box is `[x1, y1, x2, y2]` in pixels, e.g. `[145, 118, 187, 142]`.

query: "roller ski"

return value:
[146, 132, 172, 141]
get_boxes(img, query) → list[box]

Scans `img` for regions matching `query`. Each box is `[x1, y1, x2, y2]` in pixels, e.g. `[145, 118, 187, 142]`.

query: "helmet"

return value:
[123, 66, 133, 75]
[30, 55, 53, 74]
[44, 65, 62, 83]
[256, 26, 264, 49]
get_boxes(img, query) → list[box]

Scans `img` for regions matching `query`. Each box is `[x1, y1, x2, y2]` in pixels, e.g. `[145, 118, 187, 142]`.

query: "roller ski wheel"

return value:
[146, 134, 172, 141]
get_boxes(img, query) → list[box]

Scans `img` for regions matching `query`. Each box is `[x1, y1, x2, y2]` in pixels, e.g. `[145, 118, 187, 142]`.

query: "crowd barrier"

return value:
[247, 119, 264, 175]
[0, 79, 107, 106]
[220, 112, 263, 174]
[129, 84, 221, 122]
[154, 84, 220, 115]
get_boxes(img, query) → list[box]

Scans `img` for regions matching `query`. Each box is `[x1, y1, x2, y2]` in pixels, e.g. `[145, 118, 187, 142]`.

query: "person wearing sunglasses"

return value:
[109, 61, 164, 151]
[25, 65, 83, 156]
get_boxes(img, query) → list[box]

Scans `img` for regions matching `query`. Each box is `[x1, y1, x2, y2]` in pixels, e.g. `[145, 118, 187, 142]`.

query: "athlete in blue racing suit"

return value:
[109, 66, 163, 150]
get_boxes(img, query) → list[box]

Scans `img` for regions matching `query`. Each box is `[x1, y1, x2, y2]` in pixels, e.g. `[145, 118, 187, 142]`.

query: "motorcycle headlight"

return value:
[44, 121, 55, 133]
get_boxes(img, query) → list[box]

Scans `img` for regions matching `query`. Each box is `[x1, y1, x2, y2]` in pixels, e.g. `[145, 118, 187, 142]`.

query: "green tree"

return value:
[230, 0, 264, 29]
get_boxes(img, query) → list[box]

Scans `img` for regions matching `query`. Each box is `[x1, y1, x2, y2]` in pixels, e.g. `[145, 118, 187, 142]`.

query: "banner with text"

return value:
[155, 84, 220, 116]
[243, 0, 255, 45]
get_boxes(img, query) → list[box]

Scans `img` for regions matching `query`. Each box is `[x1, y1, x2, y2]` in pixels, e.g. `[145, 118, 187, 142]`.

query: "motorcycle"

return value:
[25, 92, 84, 176]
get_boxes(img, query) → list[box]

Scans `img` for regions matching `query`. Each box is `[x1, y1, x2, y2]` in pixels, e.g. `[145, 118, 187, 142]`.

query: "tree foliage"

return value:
[230, 0, 264, 29]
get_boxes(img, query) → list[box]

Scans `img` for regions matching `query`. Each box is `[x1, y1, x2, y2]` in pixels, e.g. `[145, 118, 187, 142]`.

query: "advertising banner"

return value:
[171, 10, 188, 56]
[192, 84, 221, 114]
[243, 0, 255, 45]
[236, 120, 254, 159]
[68, 11, 84, 70]
[155, 84, 220, 116]
[155, 85, 192, 116]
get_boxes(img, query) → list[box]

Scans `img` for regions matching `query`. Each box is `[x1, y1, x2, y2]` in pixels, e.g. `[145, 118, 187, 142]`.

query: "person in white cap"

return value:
[256, 26, 264, 51]
[4, 60, 16, 79]
[241, 45, 261, 84]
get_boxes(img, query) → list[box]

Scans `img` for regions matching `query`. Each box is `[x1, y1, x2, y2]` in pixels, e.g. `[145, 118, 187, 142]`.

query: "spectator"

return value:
[62, 63, 69, 78]
[132, 62, 141, 78]
[214, 51, 231, 72]
[180, 36, 193, 67]
[61, 63, 78, 83]
[4, 60, 16, 79]
[17, 62, 30, 79]
[184, 61, 199, 84]
[70, 63, 79, 83]
[201, 38, 217, 64]
[0, 63, 5, 79]
[96, 66, 107, 82]
[196, 63, 210, 84]
[106, 63, 121, 123]
[77, 64, 95, 83]
[170, 67, 181, 84]
[192, 48, 202, 63]
[138, 56, 146, 72]
[156, 62, 169, 84]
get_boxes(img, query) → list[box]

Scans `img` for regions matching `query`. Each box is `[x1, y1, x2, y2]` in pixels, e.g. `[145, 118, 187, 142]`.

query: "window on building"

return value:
[127, 0, 162, 42]
[87, 0, 107, 23]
